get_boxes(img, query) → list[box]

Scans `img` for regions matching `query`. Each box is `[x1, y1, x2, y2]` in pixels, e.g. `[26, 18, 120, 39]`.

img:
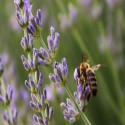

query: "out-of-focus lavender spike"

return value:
[30, 61, 35, 71]
[21, 55, 30, 71]
[49, 107, 54, 120]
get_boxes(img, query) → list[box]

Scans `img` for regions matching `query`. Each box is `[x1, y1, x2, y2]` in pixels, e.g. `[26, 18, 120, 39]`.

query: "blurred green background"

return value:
[0, 0, 125, 125]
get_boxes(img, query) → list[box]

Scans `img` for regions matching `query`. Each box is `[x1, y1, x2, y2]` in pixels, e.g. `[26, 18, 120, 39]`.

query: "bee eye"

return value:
[86, 66, 88, 68]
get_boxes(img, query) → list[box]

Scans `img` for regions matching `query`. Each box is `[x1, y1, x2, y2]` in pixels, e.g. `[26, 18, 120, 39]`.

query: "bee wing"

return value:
[82, 51, 89, 62]
[91, 64, 106, 71]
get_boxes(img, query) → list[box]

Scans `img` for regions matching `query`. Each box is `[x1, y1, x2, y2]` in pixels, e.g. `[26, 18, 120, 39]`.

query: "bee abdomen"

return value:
[87, 70, 97, 96]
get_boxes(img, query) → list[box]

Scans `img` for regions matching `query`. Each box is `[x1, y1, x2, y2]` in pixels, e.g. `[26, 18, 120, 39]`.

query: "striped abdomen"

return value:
[86, 69, 97, 96]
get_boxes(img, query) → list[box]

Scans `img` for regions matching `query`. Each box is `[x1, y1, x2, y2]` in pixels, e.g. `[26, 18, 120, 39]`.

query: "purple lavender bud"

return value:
[38, 116, 44, 124]
[26, 26, 33, 35]
[30, 101, 38, 111]
[21, 55, 30, 71]
[38, 58, 44, 66]
[49, 73, 56, 83]
[43, 60, 50, 66]
[45, 103, 49, 117]
[21, 37, 28, 52]
[30, 61, 35, 71]
[36, 16, 40, 27]
[37, 102, 43, 111]
[77, 84, 83, 97]
[47, 36, 54, 51]
[49, 107, 54, 120]
[45, 117, 49, 125]
[74, 92, 79, 103]
[28, 34, 33, 49]
[60, 103, 66, 109]
[23, 0, 33, 20]
[69, 117, 76, 123]
[31, 18, 37, 28]
[62, 58, 67, 68]
[37, 9, 42, 24]
[41, 94, 45, 105]
[12, 108, 18, 124]
[33, 48, 39, 66]
[31, 93, 38, 104]
[50, 26, 55, 37]
[43, 89, 47, 100]
[67, 98, 74, 107]
[37, 73, 43, 89]
[16, 12, 23, 26]
[55, 74, 62, 83]
[0, 95, 4, 103]
[39, 47, 49, 60]
[10, 89, 13, 101]
[54, 32, 60, 50]
[5, 93, 9, 104]
[0, 57, 4, 76]
[62, 67, 68, 80]
[33, 114, 38, 123]
[29, 24, 36, 34]
[25, 80, 31, 91]
[74, 68, 78, 81]
[23, 8, 29, 24]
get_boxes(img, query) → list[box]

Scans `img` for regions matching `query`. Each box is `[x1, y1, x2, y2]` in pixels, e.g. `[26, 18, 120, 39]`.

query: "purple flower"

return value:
[49, 58, 68, 87]
[47, 26, 60, 59]
[23, 0, 33, 20]
[60, 98, 80, 123]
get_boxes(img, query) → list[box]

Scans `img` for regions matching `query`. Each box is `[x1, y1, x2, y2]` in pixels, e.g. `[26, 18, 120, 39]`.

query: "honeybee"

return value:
[77, 52, 105, 96]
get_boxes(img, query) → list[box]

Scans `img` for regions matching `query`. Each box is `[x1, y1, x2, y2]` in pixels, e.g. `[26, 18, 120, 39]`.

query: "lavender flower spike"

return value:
[49, 58, 68, 87]
[60, 98, 80, 123]
[47, 26, 60, 59]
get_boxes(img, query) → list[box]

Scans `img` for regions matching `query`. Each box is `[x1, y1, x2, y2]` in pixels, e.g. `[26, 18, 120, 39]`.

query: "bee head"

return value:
[80, 62, 90, 71]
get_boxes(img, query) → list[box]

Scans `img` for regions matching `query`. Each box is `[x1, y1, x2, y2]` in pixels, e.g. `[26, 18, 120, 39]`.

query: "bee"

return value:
[77, 52, 105, 96]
